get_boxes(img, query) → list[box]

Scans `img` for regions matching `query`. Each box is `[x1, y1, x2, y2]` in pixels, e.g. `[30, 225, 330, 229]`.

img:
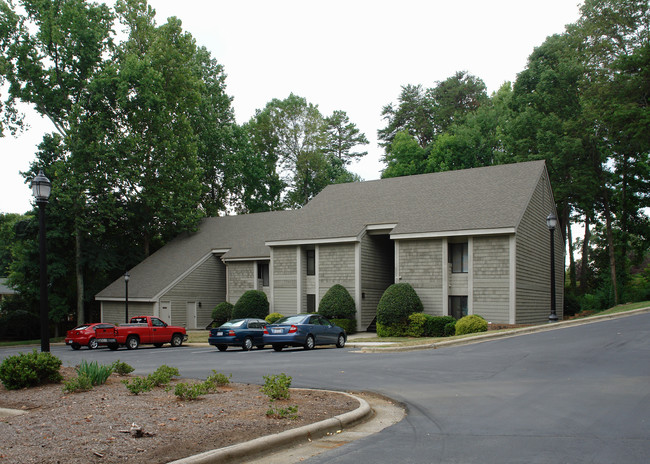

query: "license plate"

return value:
[216, 331, 223, 336]
[272, 329, 282, 334]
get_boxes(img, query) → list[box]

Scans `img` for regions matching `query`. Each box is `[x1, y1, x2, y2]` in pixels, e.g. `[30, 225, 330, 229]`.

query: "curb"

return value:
[349, 307, 650, 352]
[168, 390, 371, 464]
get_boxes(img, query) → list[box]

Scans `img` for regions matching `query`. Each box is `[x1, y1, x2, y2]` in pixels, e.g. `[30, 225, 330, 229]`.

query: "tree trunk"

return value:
[76, 224, 85, 325]
[579, 214, 591, 294]
[567, 217, 576, 290]
[602, 192, 619, 305]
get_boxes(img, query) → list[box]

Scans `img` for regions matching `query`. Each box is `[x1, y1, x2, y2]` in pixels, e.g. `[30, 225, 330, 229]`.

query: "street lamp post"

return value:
[547, 213, 558, 322]
[31, 170, 52, 352]
[124, 272, 130, 324]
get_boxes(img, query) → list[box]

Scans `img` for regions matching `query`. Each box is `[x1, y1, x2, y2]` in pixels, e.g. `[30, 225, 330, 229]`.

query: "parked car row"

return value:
[208, 314, 347, 351]
[65, 314, 347, 352]
[65, 316, 187, 350]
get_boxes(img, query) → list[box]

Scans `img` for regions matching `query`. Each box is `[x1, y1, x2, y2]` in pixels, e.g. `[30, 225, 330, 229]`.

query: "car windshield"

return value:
[274, 315, 309, 325]
[221, 319, 246, 328]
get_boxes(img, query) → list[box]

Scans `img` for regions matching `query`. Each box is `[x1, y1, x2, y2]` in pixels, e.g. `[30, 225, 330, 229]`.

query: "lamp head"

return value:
[546, 213, 557, 231]
[31, 170, 52, 203]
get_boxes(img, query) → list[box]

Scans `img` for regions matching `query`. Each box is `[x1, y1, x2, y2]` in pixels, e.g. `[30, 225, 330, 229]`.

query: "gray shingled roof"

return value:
[96, 161, 547, 300]
[268, 160, 547, 242]
[96, 210, 298, 300]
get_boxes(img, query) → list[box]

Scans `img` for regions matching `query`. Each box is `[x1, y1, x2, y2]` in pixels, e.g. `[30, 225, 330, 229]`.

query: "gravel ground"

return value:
[0, 368, 359, 464]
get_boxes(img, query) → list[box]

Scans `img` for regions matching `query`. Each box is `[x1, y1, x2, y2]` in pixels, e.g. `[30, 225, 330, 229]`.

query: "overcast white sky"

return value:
[0, 0, 583, 215]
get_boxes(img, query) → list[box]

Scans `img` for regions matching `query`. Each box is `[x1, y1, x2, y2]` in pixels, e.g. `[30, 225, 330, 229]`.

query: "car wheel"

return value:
[303, 335, 315, 350]
[171, 334, 183, 347]
[108, 343, 119, 351]
[154, 343, 164, 348]
[71, 343, 81, 350]
[216, 344, 227, 351]
[88, 338, 98, 350]
[242, 337, 253, 351]
[256, 345, 265, 350]
[272, 344, 283, 352]
[336, 333, 346, 348]
[126, 335, 139, 350]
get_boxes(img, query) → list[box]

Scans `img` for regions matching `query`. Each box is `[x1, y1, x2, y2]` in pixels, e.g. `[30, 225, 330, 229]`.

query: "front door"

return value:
[160, 301, 172, 324]
[186, 302, 197, 329]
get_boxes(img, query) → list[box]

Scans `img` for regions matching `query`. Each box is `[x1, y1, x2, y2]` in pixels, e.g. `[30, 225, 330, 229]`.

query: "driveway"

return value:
[2, 312, 649, 463]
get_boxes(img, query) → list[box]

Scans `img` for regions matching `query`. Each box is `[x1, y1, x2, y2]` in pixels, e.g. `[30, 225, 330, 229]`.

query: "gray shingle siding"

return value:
[228, 261, 254, 304]
[515, 171, 564, 324]
[398, 239, 444, 315]
[360, 235, 394, 330]
[162, 254, 226, 328]
[273, 247, 297, 314]
[472, 235, 511, 322]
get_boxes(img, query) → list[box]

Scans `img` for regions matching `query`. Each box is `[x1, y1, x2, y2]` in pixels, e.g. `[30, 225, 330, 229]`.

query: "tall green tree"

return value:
[324, 110, 369, 164]
[247, 94, 366, 207]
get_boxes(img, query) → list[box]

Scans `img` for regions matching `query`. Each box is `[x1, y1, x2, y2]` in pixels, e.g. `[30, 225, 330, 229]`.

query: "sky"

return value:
[0, 0, 584, 215]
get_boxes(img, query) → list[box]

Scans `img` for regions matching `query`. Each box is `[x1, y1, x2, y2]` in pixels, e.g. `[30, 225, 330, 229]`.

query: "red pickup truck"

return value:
[95, 316, 188, 350]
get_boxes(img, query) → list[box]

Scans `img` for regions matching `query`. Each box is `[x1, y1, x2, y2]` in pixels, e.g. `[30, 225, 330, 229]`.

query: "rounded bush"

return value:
[407, 312, 429, 337]
[211, 302, 233, 326]
[232, 290, 269, 320]
[265, 312, 284, 324]
[455, 314, 488, 336]
[376, 321, 409, 337]
[377, 283, 423, 328]
[443, 321, 456, 337]
[318, 284, 356, 320]
[0, 349, 62, 390]
[425, 316, 457, 337]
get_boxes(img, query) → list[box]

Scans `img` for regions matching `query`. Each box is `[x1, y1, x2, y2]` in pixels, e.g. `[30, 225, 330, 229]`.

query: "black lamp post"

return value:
[124, 271, 130, 324]
[547, 213, 558, 322]
[31, 170, 52, 352]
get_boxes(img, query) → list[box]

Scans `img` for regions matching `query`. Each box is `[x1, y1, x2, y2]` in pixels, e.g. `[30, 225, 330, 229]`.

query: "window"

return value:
[307, 294, 316, 313]
[306, 250, 315, 275]
[449, 296, 468, 319]
[257, 262, 269, 287]
[449, 242, 468, 273]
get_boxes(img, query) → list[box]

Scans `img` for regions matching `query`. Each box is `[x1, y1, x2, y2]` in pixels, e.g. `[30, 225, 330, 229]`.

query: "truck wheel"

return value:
[126, 335, 139, 350]
[88, 338, 98, 350]
[171, 334, 183, 347]
[242, 337, 253, 351]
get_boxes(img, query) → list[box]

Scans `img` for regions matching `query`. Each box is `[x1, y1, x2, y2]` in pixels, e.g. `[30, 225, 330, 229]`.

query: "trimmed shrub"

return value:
[425, 316, 456, 337]
[444, 321, 456, 337]
[376, 321, 409, 337]
[331, 318, 356, 334]
[455, 314, 488, 335]
[211, 302, 234, 326]
[318, 284, 356, 320]
[265, 312, 284, 324]
[407, 313, 429, 337]
[0, 349, 62, 390]
[376, 283, 423, 336]
[232, 290, 269, 320]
